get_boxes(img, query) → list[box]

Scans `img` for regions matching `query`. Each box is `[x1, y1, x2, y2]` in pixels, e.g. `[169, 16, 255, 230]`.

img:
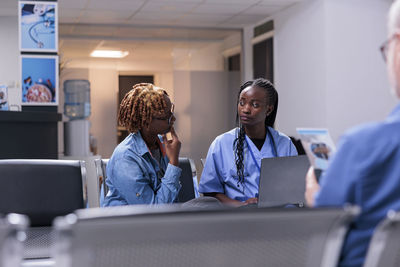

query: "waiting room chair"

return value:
[94, 158, 108, 204]
[363, 210, 400, 267]
[52, 205, 359, 267]
[0, 159, 87, 259]
[95, 157, 198, 205]
[0, 213, 28, 267]
[177, 157, 199, 202]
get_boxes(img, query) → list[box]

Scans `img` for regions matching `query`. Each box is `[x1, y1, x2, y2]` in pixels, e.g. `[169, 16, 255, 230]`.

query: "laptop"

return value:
[257, 155, 310, 207]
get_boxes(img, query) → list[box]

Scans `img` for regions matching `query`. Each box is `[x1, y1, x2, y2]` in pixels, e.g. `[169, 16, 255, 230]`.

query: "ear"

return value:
[265, 105, 274, 117]
[395, 49, 400, 98]
[389, 35, 400, 98]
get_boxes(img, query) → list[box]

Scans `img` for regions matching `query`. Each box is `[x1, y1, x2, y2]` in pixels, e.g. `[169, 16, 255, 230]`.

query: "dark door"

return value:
[117, 75, 154, 143]
[228, 53, 240, 71]
[253, 37, 274, 83]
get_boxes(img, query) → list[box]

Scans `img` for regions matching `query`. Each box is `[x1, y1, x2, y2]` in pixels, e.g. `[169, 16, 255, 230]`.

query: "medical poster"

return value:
[21, 55, 58, 105]
[19, 1, 58, 52]
[0, 85, 9, 111]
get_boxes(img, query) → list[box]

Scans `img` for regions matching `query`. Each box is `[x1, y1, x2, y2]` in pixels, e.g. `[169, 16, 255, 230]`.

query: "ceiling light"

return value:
[90, 50, 129, 58]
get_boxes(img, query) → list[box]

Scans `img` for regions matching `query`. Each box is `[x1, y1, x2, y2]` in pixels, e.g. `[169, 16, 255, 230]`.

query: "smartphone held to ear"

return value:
[314, 168, 323, 183]
[166, 132, 173, 142]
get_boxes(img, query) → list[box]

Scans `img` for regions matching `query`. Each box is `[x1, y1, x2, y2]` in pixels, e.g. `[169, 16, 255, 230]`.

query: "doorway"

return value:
[253, 37, 274, 82]
[117, 75, 154, 143]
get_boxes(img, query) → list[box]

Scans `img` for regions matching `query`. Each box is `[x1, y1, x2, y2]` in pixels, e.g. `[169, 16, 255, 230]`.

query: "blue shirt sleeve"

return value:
[288, 140, 298, 156]
[159, 163, 182, 201]
[198, 139, 225, 194]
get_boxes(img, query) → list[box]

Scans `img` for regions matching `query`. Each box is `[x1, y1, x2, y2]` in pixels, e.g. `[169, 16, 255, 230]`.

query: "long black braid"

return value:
[233, 78, 278, 186]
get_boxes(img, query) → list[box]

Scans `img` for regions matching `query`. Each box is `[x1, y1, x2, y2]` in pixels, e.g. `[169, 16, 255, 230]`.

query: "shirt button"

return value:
[136, 193, 140, 197]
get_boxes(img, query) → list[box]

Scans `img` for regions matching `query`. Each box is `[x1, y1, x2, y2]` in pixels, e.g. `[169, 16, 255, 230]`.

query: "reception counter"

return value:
[0, 111, 61, 159]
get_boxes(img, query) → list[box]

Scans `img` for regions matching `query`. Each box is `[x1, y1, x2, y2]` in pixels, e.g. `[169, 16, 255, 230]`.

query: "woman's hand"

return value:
[305, 166, 320, 207]
[206, 193, 246, 207]
[244, 197, 258, 205]
[163, 127, 181, 166]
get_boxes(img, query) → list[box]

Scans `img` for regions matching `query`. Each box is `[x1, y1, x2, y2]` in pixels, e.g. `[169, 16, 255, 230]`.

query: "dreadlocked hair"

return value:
[118, 83, 169, 133]
[233, 78, 278, 186]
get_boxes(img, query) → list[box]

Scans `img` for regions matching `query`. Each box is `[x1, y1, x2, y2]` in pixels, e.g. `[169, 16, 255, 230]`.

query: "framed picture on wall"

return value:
[21, 55, 58, 106]
[18, 1, 58, 52]
[0, 85, 9, 111]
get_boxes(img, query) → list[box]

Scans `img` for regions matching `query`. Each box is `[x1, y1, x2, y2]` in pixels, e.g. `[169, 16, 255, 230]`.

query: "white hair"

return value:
[388, 0, 400, 35]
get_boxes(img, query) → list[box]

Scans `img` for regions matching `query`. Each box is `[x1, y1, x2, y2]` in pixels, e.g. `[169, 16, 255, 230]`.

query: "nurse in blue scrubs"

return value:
[199, 78, 297, 206]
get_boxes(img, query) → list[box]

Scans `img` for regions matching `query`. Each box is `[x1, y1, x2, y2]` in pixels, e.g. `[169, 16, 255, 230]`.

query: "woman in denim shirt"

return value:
[103, 83, 182, 206]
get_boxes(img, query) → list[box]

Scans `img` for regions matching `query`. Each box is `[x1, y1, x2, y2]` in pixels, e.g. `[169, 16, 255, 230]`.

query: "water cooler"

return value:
[63, 79, 91, 156]
[62, 79, 101, 208]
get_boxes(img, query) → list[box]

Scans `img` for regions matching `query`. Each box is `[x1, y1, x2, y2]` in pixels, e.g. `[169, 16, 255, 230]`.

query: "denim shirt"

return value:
[103, 131, 182, 206]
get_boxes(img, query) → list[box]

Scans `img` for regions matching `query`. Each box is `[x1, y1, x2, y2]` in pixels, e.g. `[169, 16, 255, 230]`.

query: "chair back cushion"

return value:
[0, 159, 84, 226]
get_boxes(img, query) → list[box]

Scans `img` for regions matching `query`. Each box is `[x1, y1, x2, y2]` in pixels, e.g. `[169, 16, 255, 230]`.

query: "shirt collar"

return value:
[386, 102, 400, 122]
[132, 131, 166, 157]
[131, 131, 149, 156]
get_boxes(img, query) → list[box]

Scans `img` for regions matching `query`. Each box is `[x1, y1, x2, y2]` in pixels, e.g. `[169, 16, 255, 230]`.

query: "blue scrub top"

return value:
[199, 127, 297, 201]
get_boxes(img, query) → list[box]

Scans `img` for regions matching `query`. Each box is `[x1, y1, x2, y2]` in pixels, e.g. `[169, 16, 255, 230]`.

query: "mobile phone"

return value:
[166, 132, 173, 141]
[314, 168, 323, 183]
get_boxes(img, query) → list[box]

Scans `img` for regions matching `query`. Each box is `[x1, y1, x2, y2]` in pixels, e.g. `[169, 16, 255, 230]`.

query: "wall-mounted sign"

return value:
[0, 85, 9, 111]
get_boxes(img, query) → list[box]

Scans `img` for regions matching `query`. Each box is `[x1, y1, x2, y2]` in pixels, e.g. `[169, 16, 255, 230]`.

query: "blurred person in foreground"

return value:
[305, 2, 400, 266]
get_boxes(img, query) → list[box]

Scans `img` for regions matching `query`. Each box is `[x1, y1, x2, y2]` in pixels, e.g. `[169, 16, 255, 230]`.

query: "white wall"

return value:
[172, 42, 225, 71]
[274, 0, 328, 138]
[89, 68, 118, 158]
[222, 32, 241, 52]
[0, 16, 20, 109]
[173, 70, 191, 157]
[274, 0, 396, 142]
[325, 0, 395, 140]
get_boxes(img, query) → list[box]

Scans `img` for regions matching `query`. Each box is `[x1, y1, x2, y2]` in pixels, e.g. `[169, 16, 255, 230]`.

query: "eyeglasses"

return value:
[153, 103, 174, 125]
[380, 34, 399, 62]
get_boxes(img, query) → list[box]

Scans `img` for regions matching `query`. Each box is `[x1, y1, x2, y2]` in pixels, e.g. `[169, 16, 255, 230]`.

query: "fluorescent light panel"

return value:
[90, 50, 129, 58]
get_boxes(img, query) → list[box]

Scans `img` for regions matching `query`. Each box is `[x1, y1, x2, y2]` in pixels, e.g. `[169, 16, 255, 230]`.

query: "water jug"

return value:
[64, 80, 91, 119]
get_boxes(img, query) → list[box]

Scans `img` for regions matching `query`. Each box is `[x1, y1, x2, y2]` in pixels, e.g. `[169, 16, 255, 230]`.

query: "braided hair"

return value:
[233, 78, 278, 186]
[118, 83, 169, 133]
